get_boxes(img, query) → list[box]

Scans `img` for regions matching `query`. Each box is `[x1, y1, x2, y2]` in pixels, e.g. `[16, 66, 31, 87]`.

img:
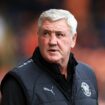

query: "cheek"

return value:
[38, 37, 48, 47]
[38, 37, 45, 44]
[64, 36, 75, 48]
[60, 39, 72, 48]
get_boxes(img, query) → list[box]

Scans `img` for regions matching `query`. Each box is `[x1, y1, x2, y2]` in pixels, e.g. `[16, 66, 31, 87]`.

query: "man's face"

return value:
[38, 19, 77, 64]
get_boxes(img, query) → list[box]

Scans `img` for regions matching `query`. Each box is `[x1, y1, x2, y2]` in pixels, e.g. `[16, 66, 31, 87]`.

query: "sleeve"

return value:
[0, 76, 26, 105]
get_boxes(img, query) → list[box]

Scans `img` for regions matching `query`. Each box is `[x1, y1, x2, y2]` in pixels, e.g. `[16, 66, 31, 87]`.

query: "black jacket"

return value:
[0, 48, 98, 105]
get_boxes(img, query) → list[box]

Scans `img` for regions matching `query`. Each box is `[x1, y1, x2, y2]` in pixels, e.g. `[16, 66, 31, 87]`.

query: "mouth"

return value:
[48, 49, 58, 53]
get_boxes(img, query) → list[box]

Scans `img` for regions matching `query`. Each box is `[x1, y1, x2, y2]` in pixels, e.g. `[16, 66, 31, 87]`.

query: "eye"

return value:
[42, 30, 50, 37]
[43, 30, 49, 35]
[56, 32, 65, 38]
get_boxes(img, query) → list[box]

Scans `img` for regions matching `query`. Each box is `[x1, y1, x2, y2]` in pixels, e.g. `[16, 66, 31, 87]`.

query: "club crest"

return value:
[81, 82, 91, 97]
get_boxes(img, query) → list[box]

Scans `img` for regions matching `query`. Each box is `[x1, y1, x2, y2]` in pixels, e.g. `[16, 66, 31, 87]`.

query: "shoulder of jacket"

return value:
[0, 59, 43, 91]
[11, 59, 42, 76]
[76, 61, 94, 74]
[76, 61, 97, 86]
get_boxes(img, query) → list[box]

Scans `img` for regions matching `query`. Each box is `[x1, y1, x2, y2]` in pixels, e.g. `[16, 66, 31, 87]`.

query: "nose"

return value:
[49, 33, 57, 45]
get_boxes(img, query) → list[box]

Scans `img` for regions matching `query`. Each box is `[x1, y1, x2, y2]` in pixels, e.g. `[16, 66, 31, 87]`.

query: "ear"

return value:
[71, 33, 77, 48]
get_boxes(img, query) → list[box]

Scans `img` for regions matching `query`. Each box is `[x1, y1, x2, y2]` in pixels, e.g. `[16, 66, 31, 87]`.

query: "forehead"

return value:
[40, 19, 70, 31]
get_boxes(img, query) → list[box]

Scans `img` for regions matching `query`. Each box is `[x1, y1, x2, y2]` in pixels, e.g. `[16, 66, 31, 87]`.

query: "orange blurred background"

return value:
[0, 0, 105, 104]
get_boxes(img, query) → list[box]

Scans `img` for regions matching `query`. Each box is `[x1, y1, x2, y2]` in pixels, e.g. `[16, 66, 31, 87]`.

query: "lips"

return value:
[48, 49, 56, 51]
[48, 49, 58, 52]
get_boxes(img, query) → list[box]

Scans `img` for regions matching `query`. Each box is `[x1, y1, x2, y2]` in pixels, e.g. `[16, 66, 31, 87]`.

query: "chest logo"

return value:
[81, 82, 91, 97]
[43, 86, 55, 95]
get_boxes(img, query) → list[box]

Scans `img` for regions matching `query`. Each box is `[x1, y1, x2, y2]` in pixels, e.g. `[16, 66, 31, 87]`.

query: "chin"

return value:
[47, 57, 60, 63]
[44, 53, 61, 63]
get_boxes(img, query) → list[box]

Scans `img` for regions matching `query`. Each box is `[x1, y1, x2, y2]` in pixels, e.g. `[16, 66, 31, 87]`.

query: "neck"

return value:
[59, 66, 68, 79]
[58, 58, 69, 79]
[58, 55, 70, 79]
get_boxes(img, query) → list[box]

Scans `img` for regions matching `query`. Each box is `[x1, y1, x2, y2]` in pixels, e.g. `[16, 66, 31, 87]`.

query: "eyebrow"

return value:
[41, 28, 64, 33]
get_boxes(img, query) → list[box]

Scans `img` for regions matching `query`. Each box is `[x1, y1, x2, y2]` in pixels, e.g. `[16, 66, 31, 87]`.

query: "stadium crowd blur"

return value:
[0, 0, 105, 105]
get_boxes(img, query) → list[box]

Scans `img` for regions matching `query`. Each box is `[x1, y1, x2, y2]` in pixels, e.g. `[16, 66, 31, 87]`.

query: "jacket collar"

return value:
[32, 47, 78, 79]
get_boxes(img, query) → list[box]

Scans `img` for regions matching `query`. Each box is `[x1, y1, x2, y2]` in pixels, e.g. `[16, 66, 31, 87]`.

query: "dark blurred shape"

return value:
[0, 0, 64, 13]
[90, 0, 105, 47]
[0, 0, 64, 34]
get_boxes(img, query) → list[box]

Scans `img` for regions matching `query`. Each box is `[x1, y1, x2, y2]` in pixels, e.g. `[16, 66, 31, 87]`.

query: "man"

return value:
[0, 9, 98, 105]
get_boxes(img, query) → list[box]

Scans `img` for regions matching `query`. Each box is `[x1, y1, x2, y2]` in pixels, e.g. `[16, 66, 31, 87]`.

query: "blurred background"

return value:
[0, 0, 105, 104]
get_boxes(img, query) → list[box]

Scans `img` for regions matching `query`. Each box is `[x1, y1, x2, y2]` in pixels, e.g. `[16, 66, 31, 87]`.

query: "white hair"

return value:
[38, 9, 78, 35]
